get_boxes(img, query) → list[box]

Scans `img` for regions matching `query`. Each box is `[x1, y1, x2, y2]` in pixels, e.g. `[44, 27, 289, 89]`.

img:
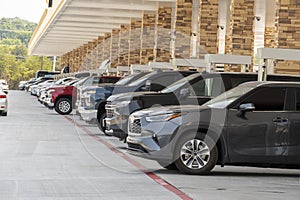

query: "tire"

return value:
[2, 112, 7, 116]
[157, 160, 178, 170]
[174, 132, 218, 175]
[55, 98, 72, 115]
[97, 112, 109, 135]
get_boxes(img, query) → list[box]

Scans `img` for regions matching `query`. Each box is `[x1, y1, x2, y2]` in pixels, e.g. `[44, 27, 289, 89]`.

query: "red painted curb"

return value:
[64, 115, 193, 200]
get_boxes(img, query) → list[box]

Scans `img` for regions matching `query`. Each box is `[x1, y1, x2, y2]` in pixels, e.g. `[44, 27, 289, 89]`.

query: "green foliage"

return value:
[0, 17, 36, 46]
[0, 17, 53, 89]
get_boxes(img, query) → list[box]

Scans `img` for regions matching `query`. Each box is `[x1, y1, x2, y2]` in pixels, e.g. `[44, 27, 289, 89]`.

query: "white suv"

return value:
[0, 89, 7, 116]
[0, 79, 9, 94]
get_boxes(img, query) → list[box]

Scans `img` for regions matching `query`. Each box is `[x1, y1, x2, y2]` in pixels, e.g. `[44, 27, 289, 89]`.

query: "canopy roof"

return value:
[29, 0, 175, 56]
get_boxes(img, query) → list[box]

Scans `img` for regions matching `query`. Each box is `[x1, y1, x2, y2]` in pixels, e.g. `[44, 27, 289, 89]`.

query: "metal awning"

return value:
[29, 0, 175, 56]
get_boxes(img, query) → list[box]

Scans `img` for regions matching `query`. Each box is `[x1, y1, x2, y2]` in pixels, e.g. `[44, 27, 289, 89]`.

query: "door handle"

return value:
[272, 117, 288, 123]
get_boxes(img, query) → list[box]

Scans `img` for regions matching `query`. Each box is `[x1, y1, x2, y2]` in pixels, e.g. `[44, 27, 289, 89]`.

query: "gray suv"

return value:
[127, 82, 300, 175]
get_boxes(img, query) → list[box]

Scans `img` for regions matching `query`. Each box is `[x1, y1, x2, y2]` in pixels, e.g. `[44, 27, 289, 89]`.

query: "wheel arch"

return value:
[54, 95, 73, 107]
[97, 100, 107, 120]
[170, 126, 227, 166]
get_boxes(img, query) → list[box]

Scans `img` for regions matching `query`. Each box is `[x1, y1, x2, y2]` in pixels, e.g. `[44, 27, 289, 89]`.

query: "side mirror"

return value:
[179, 88, 190, 98]
[239, 103, 255, 112]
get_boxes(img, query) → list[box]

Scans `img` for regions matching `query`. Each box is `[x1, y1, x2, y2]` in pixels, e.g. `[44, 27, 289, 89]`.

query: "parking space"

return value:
[0, 90, 299, 200]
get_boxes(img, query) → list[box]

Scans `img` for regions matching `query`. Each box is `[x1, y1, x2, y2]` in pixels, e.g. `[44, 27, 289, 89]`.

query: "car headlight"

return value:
[115, 100, 130, 108]
[48, 89, 55, 94]
[145, 113, 181, 122]
[85, 90, 96, 95]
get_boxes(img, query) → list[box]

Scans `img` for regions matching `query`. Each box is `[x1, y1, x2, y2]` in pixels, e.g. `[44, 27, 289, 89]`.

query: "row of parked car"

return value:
[22, 70, 300, 175]
[0, 79, 9, 116]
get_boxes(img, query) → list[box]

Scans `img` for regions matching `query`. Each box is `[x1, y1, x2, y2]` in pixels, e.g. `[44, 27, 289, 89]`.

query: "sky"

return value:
[0, 0, 46, 23]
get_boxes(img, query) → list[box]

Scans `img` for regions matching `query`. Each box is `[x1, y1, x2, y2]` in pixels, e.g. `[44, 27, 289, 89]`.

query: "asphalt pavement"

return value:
[0, 90, 299, 200]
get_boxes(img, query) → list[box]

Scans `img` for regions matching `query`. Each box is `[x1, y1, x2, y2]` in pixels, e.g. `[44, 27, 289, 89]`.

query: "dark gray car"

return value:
[127, 81, 300, 175]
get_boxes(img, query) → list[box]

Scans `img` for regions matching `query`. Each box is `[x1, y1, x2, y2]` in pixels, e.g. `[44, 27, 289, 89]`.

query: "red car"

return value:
[45, 76, 121, 115]
[45, 82, 78, 115]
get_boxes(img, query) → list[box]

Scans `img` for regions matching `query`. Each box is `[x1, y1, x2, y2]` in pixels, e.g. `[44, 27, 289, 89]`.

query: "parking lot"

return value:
[0, 90, 299, 200]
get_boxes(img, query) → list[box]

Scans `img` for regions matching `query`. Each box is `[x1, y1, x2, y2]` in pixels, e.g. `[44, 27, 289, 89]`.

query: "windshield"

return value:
[128, 72, 156, 87]
[161, 73, 201, 93]
[115, 74, 135, 85]
[203, 86, 254, 109]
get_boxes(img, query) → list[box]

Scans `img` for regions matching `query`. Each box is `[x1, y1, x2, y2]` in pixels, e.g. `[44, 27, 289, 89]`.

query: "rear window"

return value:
[100, 77, 120, 84]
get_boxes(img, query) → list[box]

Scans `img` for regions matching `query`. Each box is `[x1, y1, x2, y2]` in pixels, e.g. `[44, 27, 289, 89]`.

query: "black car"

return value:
[96, 70, 197, 132]
[77, 72, 150, 124]
[127, 82, 300, 175]
[105, 72, 300, 141]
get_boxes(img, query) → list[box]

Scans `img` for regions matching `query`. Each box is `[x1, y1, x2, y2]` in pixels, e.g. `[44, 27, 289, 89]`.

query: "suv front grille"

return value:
[129, 118, 141, 134]
[106, 101, 114, 118]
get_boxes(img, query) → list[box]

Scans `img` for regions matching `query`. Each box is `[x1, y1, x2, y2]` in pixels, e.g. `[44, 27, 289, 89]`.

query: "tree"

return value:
[0, 17, 54, 89]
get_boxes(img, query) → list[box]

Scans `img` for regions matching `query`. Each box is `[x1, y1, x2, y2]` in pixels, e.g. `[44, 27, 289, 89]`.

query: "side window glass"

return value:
[241, 88, 286, 111]
[151, 75, 177, 91]
[296, 89, 300, 111]
[211, 77, 225, 97]
[92, 77, 100, 85]
[82, 77, 93, 86]
[189, 78, 214, 97]
[230, 77, 256, 88]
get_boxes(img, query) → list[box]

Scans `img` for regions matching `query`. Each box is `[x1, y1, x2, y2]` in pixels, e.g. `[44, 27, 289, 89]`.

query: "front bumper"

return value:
[105, 115, 128, 139]
[127, 133, 173, 162]
[77, 106, 97, 122]
[44, 97, 54, 108]
[126, 117, 180, 162]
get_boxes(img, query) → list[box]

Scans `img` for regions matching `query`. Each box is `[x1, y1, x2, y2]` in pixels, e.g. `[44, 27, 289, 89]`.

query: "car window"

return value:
[241, 87, 286, 111]
[296, 89, 300, 111]
[229, 76, 257, 88]
[128, 72, 156, 87]
[100, 77, 120, 84]
[151, 74, 178, 91]
[189, 77, 218, 97]
[161, 73, 201, 94]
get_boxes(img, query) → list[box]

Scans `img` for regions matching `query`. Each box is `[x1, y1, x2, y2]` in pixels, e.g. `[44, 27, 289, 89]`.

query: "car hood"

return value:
[48, 85, 70, 90]
[107, 91, 159, 102]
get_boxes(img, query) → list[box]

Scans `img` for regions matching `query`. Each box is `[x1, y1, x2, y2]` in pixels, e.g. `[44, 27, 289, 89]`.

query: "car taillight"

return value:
[0, 95, 6, 98]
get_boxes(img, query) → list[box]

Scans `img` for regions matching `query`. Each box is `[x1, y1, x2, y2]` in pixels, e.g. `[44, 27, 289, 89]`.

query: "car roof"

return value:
[240, 81, 300, 88]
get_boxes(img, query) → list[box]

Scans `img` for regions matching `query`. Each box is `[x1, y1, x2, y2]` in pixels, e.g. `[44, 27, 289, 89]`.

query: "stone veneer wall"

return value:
[274, 0, 300, 75]
[264, 27, 275, 48]
[111, 29, 121, 68]
[198, 0, 219, 56]
[118, 25, 130, 66]
[129, 19, 143, 65]
[156, 6, 172, 62]
[96, 36, 104, 67]
[225, 0, 254, 72]
[89, 40, 98, 69]
[141, 12, 156, 65]
[103, 33, 112, 61]
[174, 0, 192, 59]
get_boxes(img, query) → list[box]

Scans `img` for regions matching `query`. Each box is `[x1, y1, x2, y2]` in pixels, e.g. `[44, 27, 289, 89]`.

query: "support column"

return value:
[198, 0, 219, 56]
[111, 29, 121, 68]
[174, 0, 192, 59]
[225, 0, 255, 72]
[141, 12, 156, 65]
[264, 27, 275, 48]
[274, 0, 300, 75]
[90, 40, 98, 69]
[156, 5, 172, 62]
[96, 36, 104, 67]
[118, 25, 130, 66]
[103, 33, 112, 61]
[129, 19, 142, 65]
